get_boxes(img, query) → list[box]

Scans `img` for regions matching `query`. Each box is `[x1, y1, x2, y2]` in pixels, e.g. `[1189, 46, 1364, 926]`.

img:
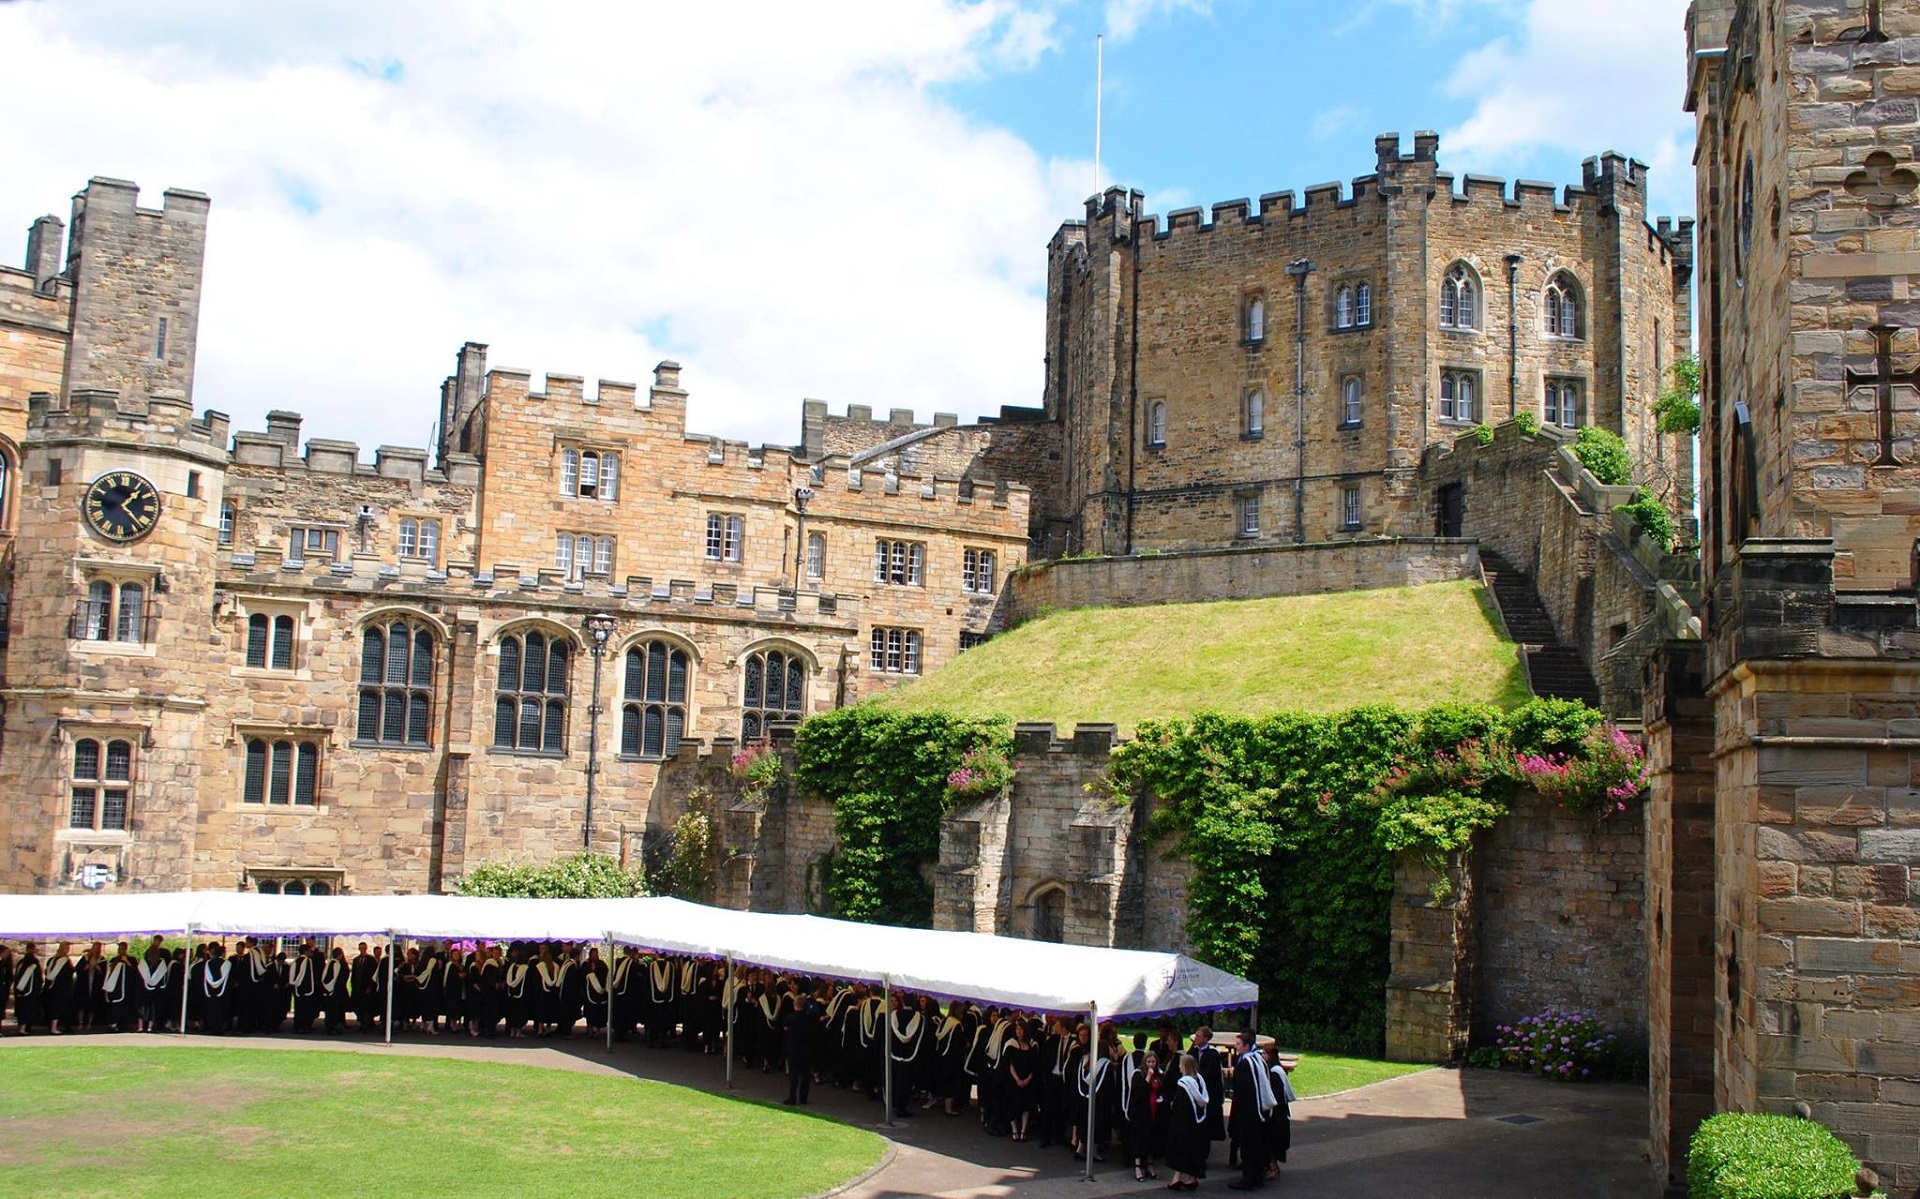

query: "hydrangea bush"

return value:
[1494, 1008, 1617, 1081]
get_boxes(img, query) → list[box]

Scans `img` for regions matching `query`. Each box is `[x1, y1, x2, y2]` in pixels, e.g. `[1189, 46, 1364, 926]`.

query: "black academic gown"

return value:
[99, 957, 134, 1031]
[12, 958, 43, 1030]
[1195, 1044, 1227, 1142]
[320, 959, 349, 1034]
[1164, 1080, 1210, 1179]
[198, 957, 234, 1034]
[350, 953, 380, 1032]
[289, 953, 321, 1032]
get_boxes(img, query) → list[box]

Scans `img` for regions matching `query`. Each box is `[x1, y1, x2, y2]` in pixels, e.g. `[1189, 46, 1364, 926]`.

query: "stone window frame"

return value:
[67, 729, 138, 833]
[1543, 375, 1585, 430]
[962, 547, 999, 594]
[1542, 271, 1585, 340]
[249, 870, 341, 896]
[741, 640, 812, 740]
[1333, 280, 1374, 331]
[619, 633, 695, 760]
[558, 445, 621, 503]
[218, 500, 236, 546]
[1339, 481, 1364, 532]
[241, 734, 323, 807]
[0, 440, 13, 531]
[959, 630, 991, 652]
[286, 524, 343, 565]
[355, 611, 442, 750]
[805, 532, 826, 582]
[1242, 388, 1265, 440]
[1027, 882, 1068, 943]
[873, 539, 925, 587]
[557, 531, 615, 580]
[1339, 374, 1365, 429]
[1242, 292, 1268, 347]
[397, 515, 442, 566]
[490, 623, 576, 757]
[869, 626, 923, 675]
[1145, 399, 1168, 450]
[240, 597, 306, 673]
[1439, 367, 1481, 423]
[72, 564, 159, 646]
[705, 513, 744, 563]
[1439, 261, 1483, 333]
[1236, 489, 1262, 539]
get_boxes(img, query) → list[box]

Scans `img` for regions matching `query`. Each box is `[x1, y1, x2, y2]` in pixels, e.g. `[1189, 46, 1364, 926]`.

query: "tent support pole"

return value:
[881, 975, 895, 1129]
[1084, 1002, 1098, 1183]
[605, 936, 616, 1055]
[724, 956, 736, 1090]
[177, 924, 192, 1035]
[383, 932, 395, 1045]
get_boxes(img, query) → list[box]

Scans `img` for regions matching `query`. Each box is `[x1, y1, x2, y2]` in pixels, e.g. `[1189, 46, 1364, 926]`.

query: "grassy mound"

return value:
[882, 580, 1528, 732]
[0, 1046, 882, 1199]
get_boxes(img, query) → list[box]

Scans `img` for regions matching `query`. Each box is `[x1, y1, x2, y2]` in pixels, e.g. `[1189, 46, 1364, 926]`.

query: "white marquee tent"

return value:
[0, 890, 1257, 1181]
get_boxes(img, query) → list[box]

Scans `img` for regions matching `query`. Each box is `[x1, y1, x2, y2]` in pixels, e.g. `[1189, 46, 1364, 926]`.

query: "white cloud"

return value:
[1310, 104, 1363, 142]
[1104, 0, 1211, 42]
[0, 1, 1091, 454]
[1440, 0, 1696, 214]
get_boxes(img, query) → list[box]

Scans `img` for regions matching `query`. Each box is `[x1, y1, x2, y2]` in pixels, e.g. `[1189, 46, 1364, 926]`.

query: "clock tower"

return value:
[0, 179, 224, 893]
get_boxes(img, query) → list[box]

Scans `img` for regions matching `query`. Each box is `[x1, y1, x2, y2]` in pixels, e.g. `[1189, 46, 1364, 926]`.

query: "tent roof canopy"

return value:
[0, 892, 1254, 1020]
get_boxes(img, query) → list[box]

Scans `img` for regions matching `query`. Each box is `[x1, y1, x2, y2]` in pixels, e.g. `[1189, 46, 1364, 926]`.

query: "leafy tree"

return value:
[1654, 355, 1702, 435]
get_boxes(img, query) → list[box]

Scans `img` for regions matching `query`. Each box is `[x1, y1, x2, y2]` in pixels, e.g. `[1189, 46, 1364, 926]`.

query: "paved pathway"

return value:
[1, 1030, 1651, 1197]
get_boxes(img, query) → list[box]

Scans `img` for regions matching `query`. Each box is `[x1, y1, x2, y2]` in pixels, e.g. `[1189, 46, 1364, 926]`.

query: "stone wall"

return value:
[1472, 792, 1648, 1043]
[1003, 536, 1479, 624]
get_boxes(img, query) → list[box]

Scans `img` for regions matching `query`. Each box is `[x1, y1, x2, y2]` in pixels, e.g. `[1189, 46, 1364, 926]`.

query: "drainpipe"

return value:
[1505, 254, 1523, 419]
[1286, 258, 1315, 542]
[1124, 195, 1142, 555]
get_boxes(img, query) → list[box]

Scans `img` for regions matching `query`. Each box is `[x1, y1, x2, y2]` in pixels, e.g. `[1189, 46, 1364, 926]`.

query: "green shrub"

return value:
[455, 852, 647, 898]
[1474, 423, 1495, 444]
[1514, 411, 1541, 435]
[1688, 1112, 1863, 1199]
[1574, 427, 1633, 486]
[1656, 356, 1703, 435]
[1620, 487, 1676, 551]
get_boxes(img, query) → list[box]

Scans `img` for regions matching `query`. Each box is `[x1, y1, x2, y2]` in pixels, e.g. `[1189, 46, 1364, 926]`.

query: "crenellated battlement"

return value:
[27, 388, 230, 462]
[1010, 721, 1122, 759]
[228, 408, 479, 487]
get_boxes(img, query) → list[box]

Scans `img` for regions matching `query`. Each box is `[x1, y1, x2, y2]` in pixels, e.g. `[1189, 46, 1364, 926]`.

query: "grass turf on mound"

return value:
[878, 579, 1529, 732]
[0, 1045, 882, 1199]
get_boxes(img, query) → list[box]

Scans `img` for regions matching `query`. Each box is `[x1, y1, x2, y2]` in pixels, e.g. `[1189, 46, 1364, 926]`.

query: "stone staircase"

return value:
[1480, 551, 1602, 708]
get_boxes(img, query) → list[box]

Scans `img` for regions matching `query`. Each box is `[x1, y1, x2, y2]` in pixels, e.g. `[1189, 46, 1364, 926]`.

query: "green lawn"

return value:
[1282, 1052, 1431, 1098]
[881, 580, 1529, 732]
[0, 1046, 882, 1199]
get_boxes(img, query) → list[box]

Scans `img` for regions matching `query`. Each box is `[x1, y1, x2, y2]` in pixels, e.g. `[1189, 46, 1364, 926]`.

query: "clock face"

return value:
[83, 471, 163, 543]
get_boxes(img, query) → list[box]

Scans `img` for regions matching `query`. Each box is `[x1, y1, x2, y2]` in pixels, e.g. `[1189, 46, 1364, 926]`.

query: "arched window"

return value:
[805, 532, 825, 581]
[620, 639, 690, 760]
[742, 648, 806, 740]
[1146, 401, 1167, 448]
[493, 629, 569, 753]
[1440, 369, 1478, 422]
[357, 617, 436, 746]
[1440, 263, 1479, 330]
[1245, 296, 1265, 343]
[246, 612, 297, 670]
[1355, 282, 1372, 326]
[1335, 286, 1355, 329]
[1342, 377, 1363, 426]
[0, 449, 10, 527]
[1030, 886, 1066, 943]
[1544, 273, 1582, 338]
[1244, 390, 1264, 437]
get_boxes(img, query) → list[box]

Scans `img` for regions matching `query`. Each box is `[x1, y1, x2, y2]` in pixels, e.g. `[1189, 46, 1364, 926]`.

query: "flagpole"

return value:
[1094, 33, 1104, 196]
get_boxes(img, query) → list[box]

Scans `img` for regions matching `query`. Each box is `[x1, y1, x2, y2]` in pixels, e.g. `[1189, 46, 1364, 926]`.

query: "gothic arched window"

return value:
[620, 639, 689, 760]
[742, 648, 806, 740]
[493, 629, 570, 753]
[358, 617, 436, 746]
[1440, 263, 1479, 330]
[1544, 272, 1583, 339]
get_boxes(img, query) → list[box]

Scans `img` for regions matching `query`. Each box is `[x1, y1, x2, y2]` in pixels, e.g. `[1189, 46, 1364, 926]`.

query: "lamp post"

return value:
[581, 612, 618, 850]
[791, 486, 815, 592]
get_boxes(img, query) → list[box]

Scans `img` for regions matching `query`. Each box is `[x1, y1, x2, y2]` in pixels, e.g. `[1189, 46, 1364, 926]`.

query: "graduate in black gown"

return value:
[73, 944, 103, 1031]
[98, 944, 134, 1032]
[1227, 1030, 1277, 1189]
[350, 942, 381, 1034]
[321, 947, 350, 1034]
[1192, 1026, 1228, 1146]
[134, 947, 168, 1033]
[12, 945, 43, 1033]
[1164, 1053, 1211, 1189]
[288, 945, 321, 1033]
[197, 944, 234, 1034]
[1000, 1019, 1041, 1141]
[582, 947, 609, 1035]
[757, 977, 790, 1074]
[558, 946, 586, 1036]
[606, 949, 635, 1042]
[41, 942, 75, 1035]
[0, 945, 12, 1031]
[532, 944, 564, 1036]
[502, 946, 532, 1037]
[163, 948, 186, 1032]
[1124, 1049, 1163, 1182]
[1263, 1044, 1295, 1183]
[645, 954, 677, 1048]
[885, 991, 925, 1118]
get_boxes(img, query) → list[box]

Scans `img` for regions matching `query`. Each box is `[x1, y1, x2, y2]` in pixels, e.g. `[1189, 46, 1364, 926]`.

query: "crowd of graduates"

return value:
[6, 937, 1293, 1191]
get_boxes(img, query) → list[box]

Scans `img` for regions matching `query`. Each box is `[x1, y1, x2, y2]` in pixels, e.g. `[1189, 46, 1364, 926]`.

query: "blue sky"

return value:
[0, 0, 1693, 451]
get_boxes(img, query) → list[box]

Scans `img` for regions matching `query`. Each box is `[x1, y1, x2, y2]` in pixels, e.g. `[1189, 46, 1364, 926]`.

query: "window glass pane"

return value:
[498, 638, 520, 694]
[407, 694, 430, 745]
[70, 788, 96, 828]
[522, 633, 547, 692]
[547, 643, 570, 694]
[387, 622, 410, 684]
[556, 535, 574, 574]
[310, 881, 331, 896]
[272, 615, 295, 670]
[421, 519, 439, 562]
[361, 629, 385, 684]
[745, 655, 764, 706]
[785, 661, 805, 712]
[765, 654, 786, 711]
[257, 880, 280, 895]
[620, 705, 640, 756]
[624, 648, 645, 700]
[561, 448, 579, 496]
[594, 536, 613, 574]
[579, 452, 599, 492]
[707, 514, 723, 559]
[743, 712, 762, 742]
[245, 738, 268, 803]
[247, 614, 269, 667]
[518, 699, 541, 749]
[74, 738, 100, 780]
[105, 740, 131, 782]
[494, 698, 516, 748]
[601, 454, 619, 501]
[270, 741, 293, 804]
[382, 690, 406, 743]
[283, 880, 306, 897]
[101, 788, 128, 830]
[542, 700, 566, 753]
[295, 743, 318, 805]
[667, 649, 688, 704]
[412, 630, 434, 687]
[399, 519, 417, 557]
[665, 707, 684, 757]
[358, 688, 381, 741]
[117, 584, 144, 642]
[646, 642, 667, 703]
[642, 707, 664, 758]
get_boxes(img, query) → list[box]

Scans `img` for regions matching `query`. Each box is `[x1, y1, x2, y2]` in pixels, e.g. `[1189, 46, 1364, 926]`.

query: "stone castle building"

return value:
[1038, 134, 1696, 555]
[0, 178, 1031, 897]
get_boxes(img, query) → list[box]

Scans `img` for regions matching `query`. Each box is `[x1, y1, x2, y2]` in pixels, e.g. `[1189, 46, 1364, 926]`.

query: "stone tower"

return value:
[1647, 0, 1920, 1191]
